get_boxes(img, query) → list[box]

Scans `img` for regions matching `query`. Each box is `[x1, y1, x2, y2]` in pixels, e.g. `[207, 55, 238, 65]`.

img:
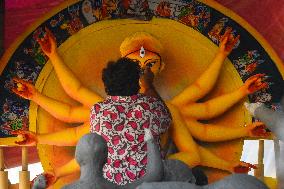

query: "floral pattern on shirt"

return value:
[90, 94, 171, 185]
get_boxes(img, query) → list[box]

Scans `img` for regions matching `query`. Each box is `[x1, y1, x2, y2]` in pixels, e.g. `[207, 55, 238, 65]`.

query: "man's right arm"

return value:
[140, 66, 172, 133]
[140, 66, 165, 104]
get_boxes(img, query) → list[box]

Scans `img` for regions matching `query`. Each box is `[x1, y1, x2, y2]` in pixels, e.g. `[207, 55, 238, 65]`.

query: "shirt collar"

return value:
[106, 94, 143, 102]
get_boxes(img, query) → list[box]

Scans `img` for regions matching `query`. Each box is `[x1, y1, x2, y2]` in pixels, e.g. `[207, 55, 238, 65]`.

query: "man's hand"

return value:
[139, 65, 164, 101]
[241, 74, 268, 95]
[12, 77, 38, 100]
[37, 27, 57, 57]
[219, 27, 240, 56]
[140, 65, 154, 90]
[11, 130, 38, 146]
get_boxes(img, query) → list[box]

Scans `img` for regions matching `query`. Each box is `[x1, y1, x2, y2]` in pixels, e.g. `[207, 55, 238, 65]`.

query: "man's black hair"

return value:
[102, 57, 141, 96]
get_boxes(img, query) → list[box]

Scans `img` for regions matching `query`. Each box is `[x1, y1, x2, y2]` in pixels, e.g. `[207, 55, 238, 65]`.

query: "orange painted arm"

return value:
[49, 52, 103, 107]
[184, 118, 248, 142]
[12, 78, 90, 123]
[165, 102, 251, 172]
[180, 73, 267, 120]
[165, 102, 201, 166]
[171, 31, 239, 106]
[38, 28, 103, 107]
[181, 87, 246, 120]
[37, 122, 89, 146]
[54, 158, 80, 178]
[33, 92, 90, 123]
[171, 51, 227, 105]
[166, 102, 234, 172]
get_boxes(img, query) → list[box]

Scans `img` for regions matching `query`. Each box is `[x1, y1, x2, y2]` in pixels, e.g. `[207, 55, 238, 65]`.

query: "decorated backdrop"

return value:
[0, 0, 283, 187]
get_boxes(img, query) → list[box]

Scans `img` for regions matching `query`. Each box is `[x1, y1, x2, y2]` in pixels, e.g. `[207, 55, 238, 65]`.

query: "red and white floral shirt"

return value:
[90, 93, 171, 185]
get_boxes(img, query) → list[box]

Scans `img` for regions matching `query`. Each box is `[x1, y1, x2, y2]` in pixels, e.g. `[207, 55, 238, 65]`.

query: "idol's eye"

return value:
[146, 61, 157, 68]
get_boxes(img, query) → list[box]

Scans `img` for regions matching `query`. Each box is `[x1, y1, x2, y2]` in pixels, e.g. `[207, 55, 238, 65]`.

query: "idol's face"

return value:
[125, 51, 162, 75]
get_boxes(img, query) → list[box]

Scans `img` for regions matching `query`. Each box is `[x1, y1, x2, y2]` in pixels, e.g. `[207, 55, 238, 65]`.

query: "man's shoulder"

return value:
[137, 94, 166, 107]
[91, 100, 106, 112]
[138, 93, 160, 102]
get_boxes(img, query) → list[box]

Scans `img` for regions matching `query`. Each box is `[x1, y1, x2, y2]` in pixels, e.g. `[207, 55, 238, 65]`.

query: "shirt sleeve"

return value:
[90, 103, 101, 133]
[150, 98, 172, 135]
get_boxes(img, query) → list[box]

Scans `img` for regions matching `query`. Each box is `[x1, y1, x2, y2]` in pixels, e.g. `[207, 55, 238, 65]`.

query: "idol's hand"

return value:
[44, 171, 58, 189]
[12, 77, 38, 100]
[233, 161, 257, 173]
[37, 27, 57, 57]
[246, 122, 270, 138]
[219, 27, 240, 56]
[31, 172, 58, 189]
[241, 74, 268, 95]
[11, 130, 38, 146]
